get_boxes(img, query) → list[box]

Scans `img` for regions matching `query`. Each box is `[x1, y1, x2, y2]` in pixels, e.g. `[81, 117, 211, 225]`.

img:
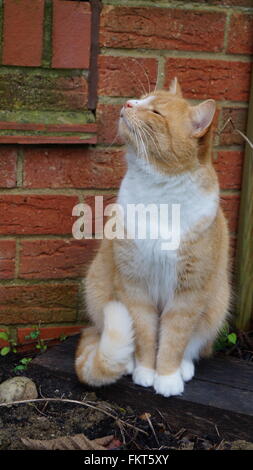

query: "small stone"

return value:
[0, 377, 38, 404]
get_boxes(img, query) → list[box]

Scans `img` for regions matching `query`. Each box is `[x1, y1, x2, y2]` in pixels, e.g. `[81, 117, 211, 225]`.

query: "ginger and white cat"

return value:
[75, 78, 230, 397]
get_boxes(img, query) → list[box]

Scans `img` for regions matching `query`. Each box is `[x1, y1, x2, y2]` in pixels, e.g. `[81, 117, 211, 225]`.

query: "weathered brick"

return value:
[52, 0, 91, 69]
[227, 13, 253, 55]
[164, 58, 251, 102]
[0, 284, 78, 324]
[3, 0, 44, 66]
[0, 70, 88, 111]
[218, 107, 248, 146]
[0, 240, 16, 279]
[100, 6, 226, 52]
[19, 239, 98, 279]
[17, 325, 85, 345]
[192, 0, 253, 5]
[98, 56, 158, 97]
[214, 151, 243, 190]
[0, 195, 78, 235]
[220, 194, 241, 233]
[23, 147, 125, 189]
[84, 194, 117, 237]
[0, 146, 17, 188]
[96, 103, 122, 144]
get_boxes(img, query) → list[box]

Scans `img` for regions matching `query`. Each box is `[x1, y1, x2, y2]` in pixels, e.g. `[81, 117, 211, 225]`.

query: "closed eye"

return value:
[151, 109, 162, 116]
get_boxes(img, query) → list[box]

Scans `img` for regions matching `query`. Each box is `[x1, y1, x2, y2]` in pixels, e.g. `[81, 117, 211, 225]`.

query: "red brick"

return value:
[0, 195, 78, 235]
[218, 108, 248, 146]
[3, 0, 44, 66]
[84, 194, 116, 237]
[96, 103, 122, 145]
[220, 194, 241, 233]
[164, 58, 252, 102]
[0, 240, 16, 279]
[0, 283, 78, 324]
[52, 0, 91, 69]
[18, 325, 85, 345]
[227, 13, 253, 55]
[98, 56, 158, 97]
[49, 75, 88, 110]
[23, 147, 126, 189]
[0, 146, 17, 188]
[100, 6, 226, 52]
[19, 239, 98, 279]
[214, 151, 243, 190]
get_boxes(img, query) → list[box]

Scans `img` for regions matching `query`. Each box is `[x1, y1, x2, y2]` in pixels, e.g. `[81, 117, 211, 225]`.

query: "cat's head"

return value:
[118, 78, 216, 174]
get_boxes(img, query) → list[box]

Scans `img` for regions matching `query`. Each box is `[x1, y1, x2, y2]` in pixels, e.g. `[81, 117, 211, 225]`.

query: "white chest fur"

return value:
[117, 153, 219, 311]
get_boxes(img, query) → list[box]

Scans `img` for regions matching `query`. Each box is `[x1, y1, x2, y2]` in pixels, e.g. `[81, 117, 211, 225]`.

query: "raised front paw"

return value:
[154, 370, 184, 397]
[133, 365, 155, 388]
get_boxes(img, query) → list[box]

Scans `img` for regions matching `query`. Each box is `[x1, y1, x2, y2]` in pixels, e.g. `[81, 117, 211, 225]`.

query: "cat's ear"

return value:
[190, 99, 216, 138]
[168, 77, 183, 97]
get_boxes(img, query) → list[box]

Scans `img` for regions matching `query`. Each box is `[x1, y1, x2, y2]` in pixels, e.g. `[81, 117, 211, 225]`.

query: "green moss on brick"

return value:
[0, 109, 95, 125]
[0, 0, 3, 64]
[42, 0, 53, 68]
[0, 67, 88, 111]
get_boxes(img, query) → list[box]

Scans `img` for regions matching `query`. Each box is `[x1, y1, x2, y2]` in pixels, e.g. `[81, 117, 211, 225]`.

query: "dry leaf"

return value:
[21, 434, 115, 450]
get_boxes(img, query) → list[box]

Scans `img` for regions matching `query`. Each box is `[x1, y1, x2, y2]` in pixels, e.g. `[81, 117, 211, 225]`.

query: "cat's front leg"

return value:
[154, 300, 200, 397]
[126, 300, 158, 388]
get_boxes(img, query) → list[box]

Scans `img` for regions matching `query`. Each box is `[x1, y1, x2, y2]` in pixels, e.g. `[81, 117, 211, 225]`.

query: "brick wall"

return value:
[0, 0, 253, 349]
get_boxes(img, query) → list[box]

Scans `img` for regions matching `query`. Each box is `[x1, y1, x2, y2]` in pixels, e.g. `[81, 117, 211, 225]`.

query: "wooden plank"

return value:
[235, 69, 253, 330]
[32, 335, 253, 441]
[195, 356, 253, 392]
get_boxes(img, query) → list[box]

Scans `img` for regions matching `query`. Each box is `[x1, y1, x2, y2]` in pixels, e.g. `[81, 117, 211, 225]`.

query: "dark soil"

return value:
[223, 330, 253, 362]
[0, 333, 253, 451]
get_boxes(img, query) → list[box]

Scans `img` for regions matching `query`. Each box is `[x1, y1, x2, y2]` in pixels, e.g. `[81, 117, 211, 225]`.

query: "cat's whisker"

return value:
[122, 62, 147, 96]
[104, 128, 121, 151]
[131, 117, 159, 163]
[131, 121, 143, 159]
[131, 58, 151, 95]
[131, 118, 149, 162]
[136, 121, 165, 164]
[153, 67, 160, 94]
[141, 122, 183, 168]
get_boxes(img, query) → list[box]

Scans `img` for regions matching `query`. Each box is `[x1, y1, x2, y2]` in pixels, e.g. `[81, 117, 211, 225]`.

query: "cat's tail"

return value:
[75, 301, 134, 386]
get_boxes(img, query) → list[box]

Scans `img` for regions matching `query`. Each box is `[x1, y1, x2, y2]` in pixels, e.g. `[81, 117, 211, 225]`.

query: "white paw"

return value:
[154, 370, 184, 397]
[180, 359, 195, 382]
[125, 356, 135, 375]
[133, 365, 155, 387]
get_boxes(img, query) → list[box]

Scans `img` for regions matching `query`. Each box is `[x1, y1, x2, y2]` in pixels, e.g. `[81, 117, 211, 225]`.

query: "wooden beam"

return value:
[32, 335, 253, 442]
[235, 70, 253, 330]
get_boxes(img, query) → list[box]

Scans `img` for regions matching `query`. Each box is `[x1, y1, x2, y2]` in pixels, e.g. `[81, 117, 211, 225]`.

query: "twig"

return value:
[0, 397, 148, 436]
[215, 424, 220, 438]
[156, 408, 173, 433]
[215, 439, 226, 450]
[144, 412, 160, 447]
[216, 116, 234, 135]
[235, 129, 253, 150]
[217, 117, 253, 151]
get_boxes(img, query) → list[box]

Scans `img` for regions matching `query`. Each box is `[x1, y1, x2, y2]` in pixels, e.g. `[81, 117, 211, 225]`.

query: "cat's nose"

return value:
[124, 101, 134, 108]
